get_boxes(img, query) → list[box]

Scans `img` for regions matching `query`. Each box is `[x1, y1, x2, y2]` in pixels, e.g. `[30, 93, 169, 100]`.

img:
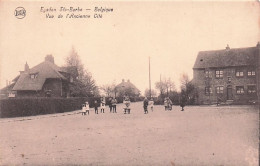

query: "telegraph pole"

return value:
[149, 57, 151, 99]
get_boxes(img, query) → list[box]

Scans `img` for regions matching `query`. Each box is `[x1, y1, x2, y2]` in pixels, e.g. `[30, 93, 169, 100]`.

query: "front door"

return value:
[227, 85, 233, 100]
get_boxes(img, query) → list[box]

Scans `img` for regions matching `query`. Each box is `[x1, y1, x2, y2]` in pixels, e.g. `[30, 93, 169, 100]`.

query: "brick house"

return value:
[193, 43, 259, 105]
[1, 55, 78, 98]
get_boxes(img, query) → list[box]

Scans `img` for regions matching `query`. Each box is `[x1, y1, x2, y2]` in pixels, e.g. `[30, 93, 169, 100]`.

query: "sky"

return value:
[0, 1, 259, 95]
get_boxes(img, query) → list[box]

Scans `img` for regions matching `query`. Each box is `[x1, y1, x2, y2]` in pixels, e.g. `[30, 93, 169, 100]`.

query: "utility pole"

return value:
[160, 74, 162, 96]
[149, 56, 151, 99]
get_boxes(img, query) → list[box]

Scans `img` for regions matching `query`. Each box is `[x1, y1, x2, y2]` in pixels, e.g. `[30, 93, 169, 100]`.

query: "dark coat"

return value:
[180, 95, 187, 107]
[143, 99, 149, 108]
[94, 102, 99, 108]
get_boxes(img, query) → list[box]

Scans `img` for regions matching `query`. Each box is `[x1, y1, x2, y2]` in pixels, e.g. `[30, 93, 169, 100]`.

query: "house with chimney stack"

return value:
[114, 79, 140, 97]
[0, 55, 78, 98]
[193, 42, 260, 105]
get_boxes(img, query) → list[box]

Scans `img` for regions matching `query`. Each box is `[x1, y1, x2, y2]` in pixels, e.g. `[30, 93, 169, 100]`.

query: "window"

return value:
[247, 70, 256, 76]
[248, 85, 256, 94]
[216, 86, 224, 94]
[205, 70, 212, 78]
[30, 74, 38, 79]
[236, 86, 244, 94]
[227, 76, 231, 83]
[205, 87, 213, 95]
[215, 70, 223, 78]
[235, 71, 244, 77]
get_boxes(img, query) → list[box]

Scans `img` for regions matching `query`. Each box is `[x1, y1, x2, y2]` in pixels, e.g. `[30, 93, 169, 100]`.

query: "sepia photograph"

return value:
[0, 0, 259, 165]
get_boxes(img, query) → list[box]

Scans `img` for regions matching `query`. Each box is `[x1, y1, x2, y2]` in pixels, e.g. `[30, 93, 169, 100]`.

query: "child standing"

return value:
[112, 97, 117, 113]
[100, 98, 106, 113]
[81, 104, 86, 115]
[164, 98, 168, 111]
[85, 101, 90, 115]
[94, 100, 99, 114]
[123, 97, 131, 114]
[149, 98, 154, 112]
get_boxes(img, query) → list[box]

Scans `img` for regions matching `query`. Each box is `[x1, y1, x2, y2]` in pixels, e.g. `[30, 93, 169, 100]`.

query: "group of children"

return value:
[82, 96, 185, 116]
[143, 97, 154, 114]
[82, 97, 117, 115]
[164, 96, 186, 111]
[81, 101, 90, 115]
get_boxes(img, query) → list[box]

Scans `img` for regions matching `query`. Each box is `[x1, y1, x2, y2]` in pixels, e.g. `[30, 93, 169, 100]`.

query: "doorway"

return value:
[227, 85, 233, 100]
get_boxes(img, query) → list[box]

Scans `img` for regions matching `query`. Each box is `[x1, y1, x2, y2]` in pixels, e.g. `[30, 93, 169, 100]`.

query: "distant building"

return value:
[0, 55, 78, 98]
[115, 79, 140, 97]
[193, 43, 260, 105]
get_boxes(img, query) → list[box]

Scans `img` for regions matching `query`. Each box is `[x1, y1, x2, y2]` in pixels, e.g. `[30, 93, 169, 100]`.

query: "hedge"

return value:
[0, 96, 144, 118]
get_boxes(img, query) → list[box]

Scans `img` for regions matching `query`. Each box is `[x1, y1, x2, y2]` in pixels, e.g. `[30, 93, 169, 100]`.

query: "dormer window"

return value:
[30, 73, 38, 79]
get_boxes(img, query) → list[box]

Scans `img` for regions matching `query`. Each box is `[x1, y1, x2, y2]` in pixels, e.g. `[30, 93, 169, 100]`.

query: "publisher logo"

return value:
[14, 7, 26, 19]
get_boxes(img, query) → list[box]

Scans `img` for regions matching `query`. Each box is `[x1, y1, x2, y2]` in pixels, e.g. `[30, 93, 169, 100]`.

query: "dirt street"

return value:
[0, 102, 258, 166]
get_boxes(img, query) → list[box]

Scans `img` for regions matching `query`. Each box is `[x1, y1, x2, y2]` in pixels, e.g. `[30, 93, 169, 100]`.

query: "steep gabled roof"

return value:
[13, 61, 67, 91]
[193, 47, 259, 69]
[115, 80, 140, 94]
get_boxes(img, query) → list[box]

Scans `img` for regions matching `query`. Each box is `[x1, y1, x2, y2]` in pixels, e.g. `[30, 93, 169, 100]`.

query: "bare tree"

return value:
[100, 83, 116, 97]
[155, 78, 176, 96]
[144, 89, 157, 98]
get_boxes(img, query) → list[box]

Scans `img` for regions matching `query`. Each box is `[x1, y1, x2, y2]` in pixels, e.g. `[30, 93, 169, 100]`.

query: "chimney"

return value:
[122, 79, 125, 82]
[226, 44, 230, 50]
[45, 54, 55, 64]
[127, 79, 130, 82]
[24, 61, 29, 72]
[256, 41, 260, 48]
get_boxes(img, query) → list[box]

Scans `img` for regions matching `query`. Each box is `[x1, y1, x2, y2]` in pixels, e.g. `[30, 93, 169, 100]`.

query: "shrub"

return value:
[0, 97, 86, 118]
[0, 96, 144, 118]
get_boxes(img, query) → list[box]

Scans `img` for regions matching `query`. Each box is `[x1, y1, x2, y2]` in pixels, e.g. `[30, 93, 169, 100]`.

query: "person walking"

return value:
[94, 100, 99, 114]
[143, 97, 149, 114]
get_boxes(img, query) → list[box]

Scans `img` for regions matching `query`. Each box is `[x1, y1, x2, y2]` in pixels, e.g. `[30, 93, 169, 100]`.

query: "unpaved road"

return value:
[0, 102, 258, 166]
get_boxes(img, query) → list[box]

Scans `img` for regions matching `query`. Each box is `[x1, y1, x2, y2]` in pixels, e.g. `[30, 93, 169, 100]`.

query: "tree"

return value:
[65, 47, 84, 79]
[155, 78, 176, 96]
[180, 73, 190, 91]
[155, 81, 166, 96]
[64, 46, 99, 97]
[144, 89, 157, 98]
[179, 73, 198, 105]
[100, 83, 116, 97]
